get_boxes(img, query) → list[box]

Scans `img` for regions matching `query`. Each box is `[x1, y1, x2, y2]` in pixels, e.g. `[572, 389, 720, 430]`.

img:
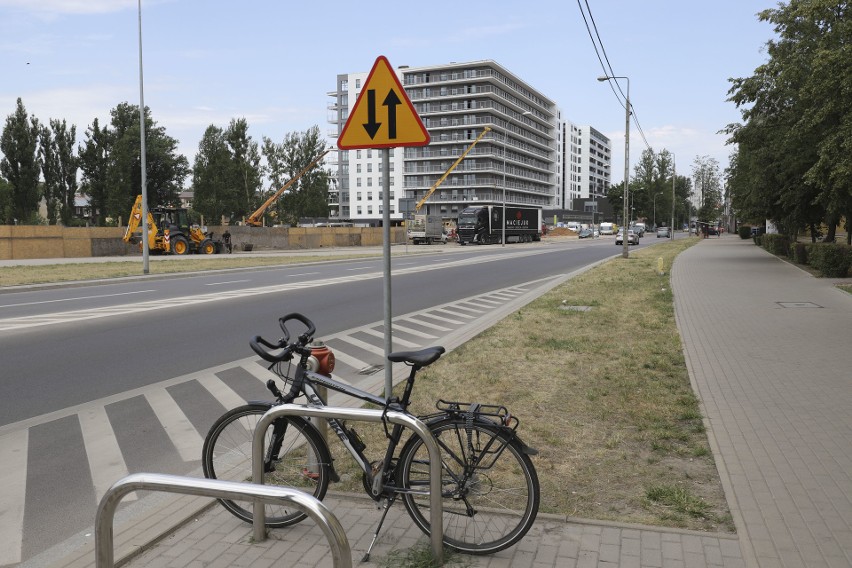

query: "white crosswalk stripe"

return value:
[0, 428, 27, 567]
[145, 389, 204, 462]
[79, 405, 133, 504]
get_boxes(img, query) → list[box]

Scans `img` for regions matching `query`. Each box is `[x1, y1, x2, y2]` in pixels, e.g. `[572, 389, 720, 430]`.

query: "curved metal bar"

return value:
[95, 472, 351, 568]
[252, 405, 443, 565]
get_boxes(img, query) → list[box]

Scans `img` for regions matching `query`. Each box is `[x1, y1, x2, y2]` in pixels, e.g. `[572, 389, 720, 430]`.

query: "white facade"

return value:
[328, 60, 610, 225]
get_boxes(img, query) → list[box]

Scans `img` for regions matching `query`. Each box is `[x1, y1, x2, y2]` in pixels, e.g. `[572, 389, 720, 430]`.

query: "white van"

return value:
[599, 222, 615, 235]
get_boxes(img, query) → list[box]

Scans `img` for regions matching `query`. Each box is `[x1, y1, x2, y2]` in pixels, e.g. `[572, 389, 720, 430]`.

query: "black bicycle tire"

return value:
[397, 417, 540, 554]
[201, 403, 331, 527]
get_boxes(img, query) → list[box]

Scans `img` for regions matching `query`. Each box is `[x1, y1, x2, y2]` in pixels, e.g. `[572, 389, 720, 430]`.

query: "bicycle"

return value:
[201, 312, 540, 556]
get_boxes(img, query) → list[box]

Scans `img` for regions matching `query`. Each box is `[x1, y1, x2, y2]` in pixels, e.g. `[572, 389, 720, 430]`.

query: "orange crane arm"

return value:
[415, 127, 491, 212]
[246, 149, 331, 227]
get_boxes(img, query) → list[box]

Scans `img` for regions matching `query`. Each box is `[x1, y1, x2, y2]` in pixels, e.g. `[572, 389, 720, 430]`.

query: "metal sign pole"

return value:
[382, 148, 392, 398]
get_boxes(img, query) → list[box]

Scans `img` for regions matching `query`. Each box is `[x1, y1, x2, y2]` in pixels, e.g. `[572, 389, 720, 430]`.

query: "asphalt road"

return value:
[0, 235, 659, 567]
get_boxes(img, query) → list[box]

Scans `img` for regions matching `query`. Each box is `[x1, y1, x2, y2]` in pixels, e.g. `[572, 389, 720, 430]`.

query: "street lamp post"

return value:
[671, 153, 676, 240]
[499, 111, 531, 248]
[598, 75, 630, 258]
[501, 127, 507, 248]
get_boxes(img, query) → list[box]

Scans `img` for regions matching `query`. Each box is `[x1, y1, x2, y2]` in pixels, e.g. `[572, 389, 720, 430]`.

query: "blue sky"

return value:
[0, 0, 774, 185]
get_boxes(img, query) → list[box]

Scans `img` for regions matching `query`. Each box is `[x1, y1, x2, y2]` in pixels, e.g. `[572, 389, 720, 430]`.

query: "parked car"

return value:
[656, 226, 671, 238]
[615, 229, 639, 245]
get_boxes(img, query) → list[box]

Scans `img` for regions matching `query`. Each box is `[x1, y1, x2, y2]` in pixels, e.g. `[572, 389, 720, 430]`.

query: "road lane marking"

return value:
[204, 280, 250, 286]
[0, 289, 155, 309]
[0, 428, 27, 566]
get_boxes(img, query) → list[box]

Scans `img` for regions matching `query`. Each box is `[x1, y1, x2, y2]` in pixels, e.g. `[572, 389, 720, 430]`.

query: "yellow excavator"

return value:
[123, 195, 222, 255]
[246, 149, 331, 227]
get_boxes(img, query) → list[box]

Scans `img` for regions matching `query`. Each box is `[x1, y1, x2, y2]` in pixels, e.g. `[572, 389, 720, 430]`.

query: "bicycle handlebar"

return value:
[251, 313, 317, 363]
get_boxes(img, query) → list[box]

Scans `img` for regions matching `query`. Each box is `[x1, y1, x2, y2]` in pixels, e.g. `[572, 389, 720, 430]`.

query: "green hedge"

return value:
[790, 242, 808, 265]
[806, 243, 851, 277]
[762, 234, 791, 256]
[738, 225, 752, 239]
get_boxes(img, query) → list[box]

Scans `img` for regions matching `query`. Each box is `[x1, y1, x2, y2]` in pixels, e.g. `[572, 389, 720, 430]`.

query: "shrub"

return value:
[753, 235, 763, 246]
[807, 243, 851, 277]
[790, 242, 808, 265]
[762, 234, 790, 256]
[738, 225, 752, 239]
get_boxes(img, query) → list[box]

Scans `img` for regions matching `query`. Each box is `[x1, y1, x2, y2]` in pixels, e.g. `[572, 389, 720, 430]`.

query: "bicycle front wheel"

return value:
[397, 417, 540, 554]
[201, 403, 331, 527]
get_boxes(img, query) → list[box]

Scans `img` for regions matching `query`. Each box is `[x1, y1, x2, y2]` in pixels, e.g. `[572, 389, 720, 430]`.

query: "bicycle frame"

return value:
[276, 360, 416, 498]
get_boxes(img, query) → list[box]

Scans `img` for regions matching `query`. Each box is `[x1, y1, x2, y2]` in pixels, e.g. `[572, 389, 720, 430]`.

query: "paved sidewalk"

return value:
[672, 237, 851, 568]
[56, 236, 851, 567]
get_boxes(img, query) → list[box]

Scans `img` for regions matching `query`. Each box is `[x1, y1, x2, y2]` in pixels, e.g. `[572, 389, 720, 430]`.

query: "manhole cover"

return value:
[777, 302, 823, 309]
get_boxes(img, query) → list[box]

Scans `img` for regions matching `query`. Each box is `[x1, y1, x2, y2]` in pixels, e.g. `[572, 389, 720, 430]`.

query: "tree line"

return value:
[725, 0, 851, 243]
[605, 148, 722, 230]
[0, 97, 331, 227]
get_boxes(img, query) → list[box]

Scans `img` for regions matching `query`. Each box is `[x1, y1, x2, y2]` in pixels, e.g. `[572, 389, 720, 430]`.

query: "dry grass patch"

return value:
[328, 239, 734, 533]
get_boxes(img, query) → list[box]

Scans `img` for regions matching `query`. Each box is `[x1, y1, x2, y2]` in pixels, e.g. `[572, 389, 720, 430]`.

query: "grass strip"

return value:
[329, 238, 735, 533]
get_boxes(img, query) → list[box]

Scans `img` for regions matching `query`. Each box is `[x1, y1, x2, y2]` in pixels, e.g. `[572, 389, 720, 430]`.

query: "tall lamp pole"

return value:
[671, 153, 676, 240]
[598, 75, 630, 258]
[501, 127, 507, 248]
[137, 0, 149, 274]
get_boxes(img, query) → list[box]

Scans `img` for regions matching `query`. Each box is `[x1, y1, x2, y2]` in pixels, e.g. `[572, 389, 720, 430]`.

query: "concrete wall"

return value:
[0, 225, 405, 260]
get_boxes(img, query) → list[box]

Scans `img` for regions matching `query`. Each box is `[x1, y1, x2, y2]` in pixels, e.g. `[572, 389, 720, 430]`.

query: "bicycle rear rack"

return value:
[252, 404, 444, 565]
[95, 472, 351, 568]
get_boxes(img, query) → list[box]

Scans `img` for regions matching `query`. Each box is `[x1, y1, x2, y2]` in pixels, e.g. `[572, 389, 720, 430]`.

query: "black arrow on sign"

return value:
[383, 89, 401, 139]
[362, 89, 381, 139]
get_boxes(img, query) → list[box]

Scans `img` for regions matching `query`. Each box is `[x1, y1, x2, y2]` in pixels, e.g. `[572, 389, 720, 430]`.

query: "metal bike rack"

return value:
[253, 405, 444, 565]
[95, 472, 351, 568]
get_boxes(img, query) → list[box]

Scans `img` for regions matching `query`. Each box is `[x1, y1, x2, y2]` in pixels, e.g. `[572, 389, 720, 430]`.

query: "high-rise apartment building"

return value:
[327, 60, 609, 225]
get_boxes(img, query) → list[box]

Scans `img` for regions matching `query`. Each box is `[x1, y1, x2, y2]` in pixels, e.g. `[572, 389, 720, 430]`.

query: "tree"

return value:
[192, 125, 236, 223]
[78, 118, 109, 226]
[39, 119, 78, 225]
[192, 119, 264, 224]
[39, 124, 60, 225]
[692, 156, 723, 224]
[726, 0, 851, 241]
[0, 98, 41, 224]
[104, 103, 189, 222]
[0, 176, 11, 223]
[225, 118, 263, 218]
[261, 125, 330, 226]
[53, 119, 78, 226]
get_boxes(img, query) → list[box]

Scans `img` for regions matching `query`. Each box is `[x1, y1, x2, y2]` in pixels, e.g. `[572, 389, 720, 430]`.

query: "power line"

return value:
[576, 0, 654, 154]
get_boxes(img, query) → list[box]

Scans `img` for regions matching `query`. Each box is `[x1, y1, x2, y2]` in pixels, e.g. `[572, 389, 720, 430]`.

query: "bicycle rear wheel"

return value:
[201, 403, 331, 527]
[397, 417, 539, 554]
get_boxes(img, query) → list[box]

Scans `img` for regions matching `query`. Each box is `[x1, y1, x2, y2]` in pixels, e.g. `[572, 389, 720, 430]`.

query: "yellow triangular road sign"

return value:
[338, 56, 430, 149]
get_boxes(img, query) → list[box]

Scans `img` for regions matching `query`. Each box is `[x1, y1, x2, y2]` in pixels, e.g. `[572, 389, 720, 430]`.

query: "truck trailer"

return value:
[456, 205, 543, 245]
